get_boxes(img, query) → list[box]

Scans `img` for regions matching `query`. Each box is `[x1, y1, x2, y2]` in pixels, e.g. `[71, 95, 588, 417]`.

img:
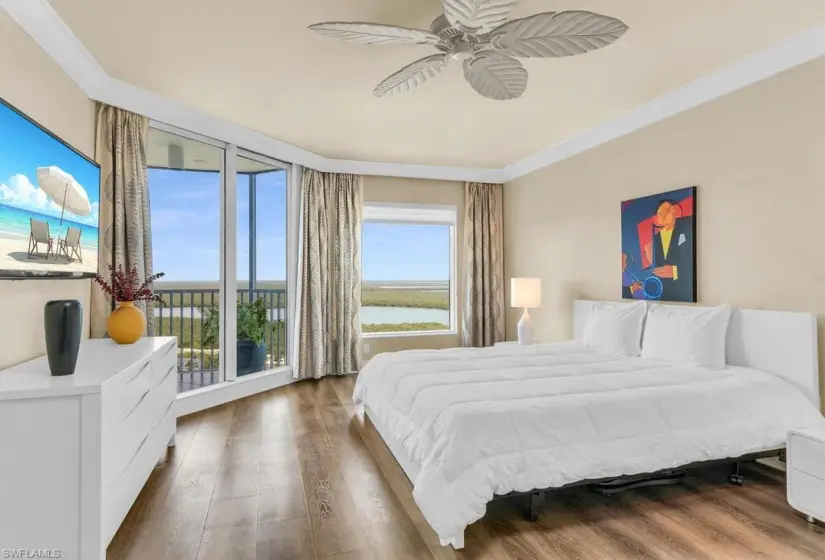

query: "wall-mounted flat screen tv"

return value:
[0, 98, 100, 278]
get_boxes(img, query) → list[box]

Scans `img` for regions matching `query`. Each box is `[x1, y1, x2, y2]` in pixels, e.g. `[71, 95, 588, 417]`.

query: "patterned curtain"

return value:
[462, 182, 505, 347]
[296, 169, 363, 379]
[90, 103, 153, 338]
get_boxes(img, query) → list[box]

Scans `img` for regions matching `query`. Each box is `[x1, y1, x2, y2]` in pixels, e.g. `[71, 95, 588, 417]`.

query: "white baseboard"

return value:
[175, 367, 294, 417]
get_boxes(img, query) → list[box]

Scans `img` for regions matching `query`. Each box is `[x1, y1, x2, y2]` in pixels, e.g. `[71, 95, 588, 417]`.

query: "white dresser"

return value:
[787, 426, 825, 525]
[0, 337, 177, 560]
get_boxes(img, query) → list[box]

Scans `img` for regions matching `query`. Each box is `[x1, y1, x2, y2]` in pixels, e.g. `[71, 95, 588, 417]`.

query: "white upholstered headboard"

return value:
[573, 300, 821, 410]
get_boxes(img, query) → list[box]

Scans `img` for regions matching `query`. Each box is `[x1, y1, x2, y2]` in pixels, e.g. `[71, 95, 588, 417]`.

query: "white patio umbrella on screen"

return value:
[36, 166, 91, 224]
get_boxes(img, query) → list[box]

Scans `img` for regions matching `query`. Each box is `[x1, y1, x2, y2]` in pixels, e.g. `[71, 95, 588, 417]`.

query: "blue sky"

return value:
[362, 222, 449, 282]
[150, 168, 449, 282]
[149, 168, 287, 282]
[0, 101, 100, 226]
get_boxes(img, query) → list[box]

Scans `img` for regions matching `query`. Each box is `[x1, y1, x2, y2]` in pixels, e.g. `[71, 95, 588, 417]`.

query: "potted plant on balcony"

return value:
[201, 298, 274, 376]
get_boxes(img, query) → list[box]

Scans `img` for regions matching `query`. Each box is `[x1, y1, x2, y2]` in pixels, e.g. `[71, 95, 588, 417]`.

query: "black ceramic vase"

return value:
[44, 300, 83, 376]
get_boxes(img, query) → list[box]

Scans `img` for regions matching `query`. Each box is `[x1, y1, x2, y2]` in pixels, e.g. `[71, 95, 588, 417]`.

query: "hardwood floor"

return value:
[107, 376, 825, 560]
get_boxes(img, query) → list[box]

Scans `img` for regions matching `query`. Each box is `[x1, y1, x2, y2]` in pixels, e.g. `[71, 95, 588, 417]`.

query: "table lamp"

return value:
[511, 278, 542, 345]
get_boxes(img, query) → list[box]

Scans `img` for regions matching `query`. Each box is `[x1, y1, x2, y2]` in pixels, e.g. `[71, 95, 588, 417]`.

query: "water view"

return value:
[147, 135, 453, 393]
[154, 304, 449, 325]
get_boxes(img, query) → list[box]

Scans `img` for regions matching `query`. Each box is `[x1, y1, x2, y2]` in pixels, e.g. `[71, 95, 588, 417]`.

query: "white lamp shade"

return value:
[511, 278, 542, 308]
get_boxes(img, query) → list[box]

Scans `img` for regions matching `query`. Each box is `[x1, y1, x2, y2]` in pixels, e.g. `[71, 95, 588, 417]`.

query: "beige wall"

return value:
[504, 56, 825, 405]
[361, 176, 464, 358]
[0, 11, 95, 369]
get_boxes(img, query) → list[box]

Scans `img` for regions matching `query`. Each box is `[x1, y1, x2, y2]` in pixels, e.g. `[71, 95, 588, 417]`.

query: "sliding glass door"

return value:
[147, 127, 226, 393]
[146, 124, 291, 396]
[234, 152, 289, 377]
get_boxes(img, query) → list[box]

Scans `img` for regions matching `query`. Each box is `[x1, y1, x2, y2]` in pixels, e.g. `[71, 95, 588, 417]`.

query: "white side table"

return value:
[787, 426, 825, 524]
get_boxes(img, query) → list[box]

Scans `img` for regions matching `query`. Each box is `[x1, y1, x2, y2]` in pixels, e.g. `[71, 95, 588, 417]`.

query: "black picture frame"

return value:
[0, 97, 101, 280]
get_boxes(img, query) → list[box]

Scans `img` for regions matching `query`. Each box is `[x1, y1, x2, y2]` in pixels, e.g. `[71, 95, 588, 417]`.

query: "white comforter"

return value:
[353, 342, 823, 547]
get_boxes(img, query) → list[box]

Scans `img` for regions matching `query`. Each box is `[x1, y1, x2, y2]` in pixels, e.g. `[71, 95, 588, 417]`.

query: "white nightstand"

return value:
[787, 426, 825, 524]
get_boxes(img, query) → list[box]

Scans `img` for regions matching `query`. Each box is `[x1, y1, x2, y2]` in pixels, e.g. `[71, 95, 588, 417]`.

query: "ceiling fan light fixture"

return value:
[309, 1, 628, 101]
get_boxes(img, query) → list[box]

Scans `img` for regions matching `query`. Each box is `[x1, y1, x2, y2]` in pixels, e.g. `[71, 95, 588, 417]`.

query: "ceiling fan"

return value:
[308, 0, 628, 101]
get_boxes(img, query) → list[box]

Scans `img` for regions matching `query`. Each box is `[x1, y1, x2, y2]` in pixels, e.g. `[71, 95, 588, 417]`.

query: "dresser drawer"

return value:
[102, 342, 176, 425]
[103, 405, 176, 544]
[788, 432, 825, 481]
[788, 469, 825, 518]
[103, 358, 154, 418]
[102, 342, 177, 487]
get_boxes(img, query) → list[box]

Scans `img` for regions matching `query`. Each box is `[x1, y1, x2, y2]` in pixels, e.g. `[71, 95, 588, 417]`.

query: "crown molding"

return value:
[1, 0, 109, 99]
[498, 21, 825, 182]
[4, 0, 825, 185]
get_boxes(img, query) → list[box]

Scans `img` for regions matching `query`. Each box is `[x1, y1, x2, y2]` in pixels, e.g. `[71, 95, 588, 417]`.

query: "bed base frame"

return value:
[503, 449, 782, 522]
[364, 408, 784, 547]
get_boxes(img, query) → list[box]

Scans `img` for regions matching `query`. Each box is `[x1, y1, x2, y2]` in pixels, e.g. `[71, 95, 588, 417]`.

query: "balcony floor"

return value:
[178, 370, 221, 393]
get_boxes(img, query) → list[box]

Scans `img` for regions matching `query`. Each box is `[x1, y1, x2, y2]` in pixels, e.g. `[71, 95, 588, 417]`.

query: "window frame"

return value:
[147, 120, 297, 414]
[361, 202, 458, 339]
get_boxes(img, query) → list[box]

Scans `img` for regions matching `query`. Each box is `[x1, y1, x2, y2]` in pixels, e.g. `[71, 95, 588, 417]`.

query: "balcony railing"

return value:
[153, 288, 287, 392]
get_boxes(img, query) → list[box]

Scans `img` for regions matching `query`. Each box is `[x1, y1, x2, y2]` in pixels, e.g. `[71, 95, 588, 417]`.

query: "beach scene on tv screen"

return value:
[0, 101, 100, 275]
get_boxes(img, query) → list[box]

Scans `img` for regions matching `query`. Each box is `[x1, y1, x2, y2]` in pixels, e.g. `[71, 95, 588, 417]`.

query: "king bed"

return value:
[354, 300, 823, 549]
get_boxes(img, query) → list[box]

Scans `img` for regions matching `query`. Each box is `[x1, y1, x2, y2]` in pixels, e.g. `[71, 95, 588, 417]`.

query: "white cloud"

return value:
[0, 174, 62, 215]
[0, 174, 99, 227]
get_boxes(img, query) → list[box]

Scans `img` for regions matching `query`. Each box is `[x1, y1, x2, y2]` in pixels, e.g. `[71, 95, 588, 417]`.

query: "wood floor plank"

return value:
[258, 459, 308, 523]
[204, 495, 258, 530]
[571, 488, 711, 559]
[212, 461, 260, 501]
[312, 378, 433, 560]
[125, 403, 235, 560]
[261, 390, 298, 445]
[680, 475, 824, 559]
[610, 487, 744, 560]
[322, 550, 375, 560]
[227, 398, 262, 440]
[457, 521, 510, 560]
[257, 517, 316, 560]
[491, 494, 621, 560]
[197, 524, 256, 560]
[636, 484, 785, 559]
[288, 383, 328, 437]
[723, 476, 825, 541]
[220, 435, 262, 467]
[107, 379, 825, 560]
[482, 513, 556, 560]
[289, 383, 370, 557]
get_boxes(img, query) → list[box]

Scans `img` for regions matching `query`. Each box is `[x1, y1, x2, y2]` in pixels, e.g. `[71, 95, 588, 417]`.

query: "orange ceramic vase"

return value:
[107, 301, 146, 344]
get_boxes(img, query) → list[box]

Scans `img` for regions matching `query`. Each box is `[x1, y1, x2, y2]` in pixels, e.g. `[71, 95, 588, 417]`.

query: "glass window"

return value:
[361, 204, 456, 335]
[146, 127, 223, 393]
[236, 154, 288, 375]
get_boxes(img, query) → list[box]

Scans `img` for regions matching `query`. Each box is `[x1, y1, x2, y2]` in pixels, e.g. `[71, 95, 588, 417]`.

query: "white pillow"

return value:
[582, 301, 647, 357]
[641, 304, 732, 370]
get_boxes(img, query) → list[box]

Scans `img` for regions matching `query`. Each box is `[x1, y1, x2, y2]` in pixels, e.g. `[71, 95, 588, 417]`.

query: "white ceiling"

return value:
[49, 0, 825, 168]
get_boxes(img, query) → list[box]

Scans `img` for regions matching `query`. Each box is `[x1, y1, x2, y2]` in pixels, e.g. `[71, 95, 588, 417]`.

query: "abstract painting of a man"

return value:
[621, 187, 696, 302]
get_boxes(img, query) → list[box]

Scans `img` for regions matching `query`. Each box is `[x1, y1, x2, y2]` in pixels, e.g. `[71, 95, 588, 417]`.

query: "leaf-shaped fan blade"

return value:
[490, 11, 628, 57]
[308, 22, 440, 45]
[442, 0, 517, 33]
[374, 54, 448, 97]
[463, 52, 527, 100]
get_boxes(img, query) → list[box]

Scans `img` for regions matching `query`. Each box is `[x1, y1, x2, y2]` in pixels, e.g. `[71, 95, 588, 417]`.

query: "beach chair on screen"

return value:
[58, 226, 83, 263]
[28, 218, 54, 259]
